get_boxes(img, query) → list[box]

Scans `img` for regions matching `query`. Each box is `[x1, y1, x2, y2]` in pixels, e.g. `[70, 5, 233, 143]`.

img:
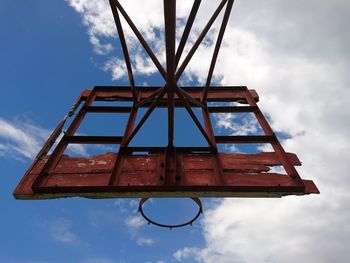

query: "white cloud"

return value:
[174, 247, 202, 261]
[103, 57, 127, 80]
[214, 112, 260, 136]
[113, 198, 139, 214]
[0, 117, 91, 160]
[124, 215, 145, 230]
[66, 0, 116, 54]
[136, 237, 155, 246]
[48, 218, 80, 244]
[0, 117, 49, 160]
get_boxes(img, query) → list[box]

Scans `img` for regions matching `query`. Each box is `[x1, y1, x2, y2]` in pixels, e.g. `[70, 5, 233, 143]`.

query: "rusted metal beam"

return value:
[203, 0, 235, 102]
[215, 135, 277, 144]
[34, 90, 97, 181]
[164, 0, 176, 147]
[243, 90, 303, 181]
[175, 86, 215, 148]
[175, 0, 201, 67]
[114, 0, 167, 79]
[80, 86, 259, 103]
[134, 88, 162, 108]
[122, 86, 168, 147]
[177, 87, 206, 109]
[109, 92, 141, 186]
[109, 0, 137, 101]
[208, 106, 258, 113]
[62, 136, 123, 144]
[19, 95, 84, 187]
[175, 0, 228, 81]
[83, 106, 132, 113]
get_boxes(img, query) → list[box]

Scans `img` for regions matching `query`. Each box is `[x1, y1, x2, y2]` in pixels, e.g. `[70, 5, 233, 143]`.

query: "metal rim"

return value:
[138, 197, 203, 229]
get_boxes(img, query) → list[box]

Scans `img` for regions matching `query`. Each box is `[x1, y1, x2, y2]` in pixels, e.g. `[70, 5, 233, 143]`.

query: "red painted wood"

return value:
[13, 152, 319, 199]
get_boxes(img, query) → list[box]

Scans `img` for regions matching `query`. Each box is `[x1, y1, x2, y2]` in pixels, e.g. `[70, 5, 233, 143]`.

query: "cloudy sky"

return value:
[1, 0, 349, 262]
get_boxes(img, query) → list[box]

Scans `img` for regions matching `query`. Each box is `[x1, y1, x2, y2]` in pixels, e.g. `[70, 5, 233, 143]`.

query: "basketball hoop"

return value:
[138, 197, 203, 229]
[13, 0, 319, 230]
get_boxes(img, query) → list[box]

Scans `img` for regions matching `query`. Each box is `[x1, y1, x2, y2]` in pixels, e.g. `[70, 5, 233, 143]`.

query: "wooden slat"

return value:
[13, 151, 318, 200]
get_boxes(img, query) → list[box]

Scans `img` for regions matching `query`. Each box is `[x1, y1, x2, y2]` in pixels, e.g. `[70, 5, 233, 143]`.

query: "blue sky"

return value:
[1, 0, 350, 263]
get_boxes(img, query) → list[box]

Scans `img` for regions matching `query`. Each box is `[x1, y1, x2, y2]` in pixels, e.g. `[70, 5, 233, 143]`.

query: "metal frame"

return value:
[14, 0, 319, 199]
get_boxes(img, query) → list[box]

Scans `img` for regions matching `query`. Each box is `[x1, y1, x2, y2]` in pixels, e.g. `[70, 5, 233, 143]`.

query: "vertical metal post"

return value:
[164, 0, 176, 147]
[109, 91, 141, 186]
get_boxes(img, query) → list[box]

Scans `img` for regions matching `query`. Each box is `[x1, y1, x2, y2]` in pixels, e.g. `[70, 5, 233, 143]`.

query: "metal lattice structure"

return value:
[14, 0, 318, 202]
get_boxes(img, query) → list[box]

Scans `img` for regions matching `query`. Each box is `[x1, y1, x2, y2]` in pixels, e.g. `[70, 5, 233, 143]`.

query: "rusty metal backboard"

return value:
[14, 0, 319, 200]
[13, 86, 319, 199]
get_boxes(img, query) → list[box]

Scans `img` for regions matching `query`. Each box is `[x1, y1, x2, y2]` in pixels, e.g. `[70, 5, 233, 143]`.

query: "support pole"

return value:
[164, 0, 176, 147]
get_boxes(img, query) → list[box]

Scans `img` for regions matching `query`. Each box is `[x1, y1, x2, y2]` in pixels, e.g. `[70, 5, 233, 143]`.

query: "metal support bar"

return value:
[177, 87, 206, 109]
[37, 90, 97, 179]
[175, 86, 215, 148]
[83, 106, 132, 113]
[122, 86, 169, 147]
[164, 0, 176, 147]
[135, 88, 162, 108]
[109, 91, 141, 186]
[203, 0, 234, 102]
[244, 90, 303, 181]
[208, 106, 258, 113]
[215, 135, 277, 144]
[109, 0, 137, 101]
[175, 0, 228, 81]
[175, 0, 201, 68]
[121, 146, 214, 153]
[63, 136, 123, 144]
[201, 104, 225, 185]
[114, 0, 167, 79]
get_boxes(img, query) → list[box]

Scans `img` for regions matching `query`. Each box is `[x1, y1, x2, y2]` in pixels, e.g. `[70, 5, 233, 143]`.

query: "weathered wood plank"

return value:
[13, 151, 318, 200]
